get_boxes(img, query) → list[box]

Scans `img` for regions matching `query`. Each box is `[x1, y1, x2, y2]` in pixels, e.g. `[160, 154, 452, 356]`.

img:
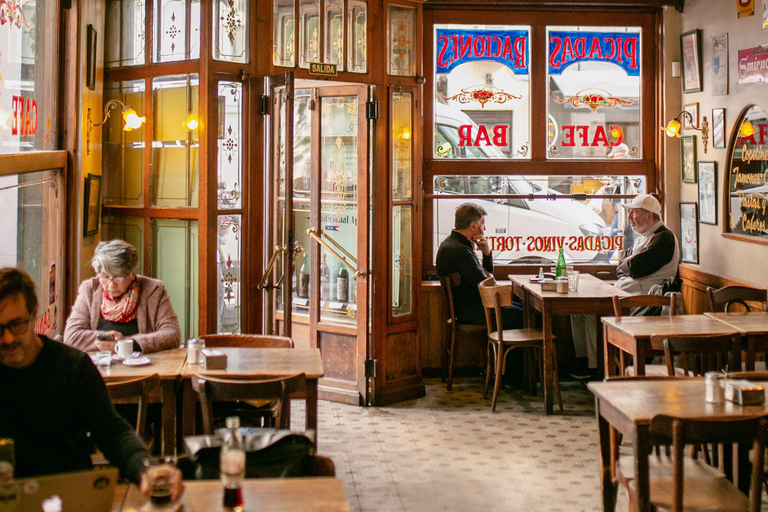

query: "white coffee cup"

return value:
[114, 338, 139, 360]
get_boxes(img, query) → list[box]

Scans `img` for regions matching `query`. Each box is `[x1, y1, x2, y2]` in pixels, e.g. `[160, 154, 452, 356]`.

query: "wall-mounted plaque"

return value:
[726, 104, 768, 242]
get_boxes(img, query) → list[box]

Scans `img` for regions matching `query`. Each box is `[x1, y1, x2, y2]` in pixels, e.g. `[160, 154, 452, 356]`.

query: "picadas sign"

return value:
[12, 96, 38, 136]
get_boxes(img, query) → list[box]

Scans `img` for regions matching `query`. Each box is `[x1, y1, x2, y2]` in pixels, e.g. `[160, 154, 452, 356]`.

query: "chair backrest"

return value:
[649, 414, 768, 512]
[612, 294, 676, 318]
[105, 373, 161, 439]
[438, 273, 461, 324]
[200, 334, 294, 348]
[650, 333, 736, 376]
[192, 373, 306, 434]
[478, 278, 512, 335]
[707, 285, 768, 313]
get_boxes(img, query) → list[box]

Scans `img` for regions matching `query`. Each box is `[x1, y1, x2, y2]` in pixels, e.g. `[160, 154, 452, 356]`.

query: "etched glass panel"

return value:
[273, 0, 296, 67]
[347, 0, 367, 73]
[319, 96, 358, 324]
[151, 74, 199, 207]
[294, 90, 312, 198]
[102, 215, 145, 275]
[217, 214, 241, 333]
[388, 5, 415, 76]
[216, 81, 242, 210]
[392, 92, 412, 200]
[103, 80, 146, 207]
[151, 218, 199, 342]
[213, 0, 248, 63]
[392, 206, 412, 317]
[299, 0, 320, 69]
[324, 0, 344, 70]
[154, 0, 201, 63]
[546, 26, 642, 159]
[105, 0, 146, 67]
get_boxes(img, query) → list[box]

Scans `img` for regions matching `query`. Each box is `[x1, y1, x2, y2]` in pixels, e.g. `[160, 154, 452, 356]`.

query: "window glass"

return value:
[299, 0, 320, 69]
[105, 0, 146, 67]
[213, 0, 248, 63]
[324, 0, 344, 71]
[0, 1, 56, 153]
[217, 214, 241, 333]
[102, 215, 145, 275]
[217, 81, 242, 210]
[433, 24, 530, 159]
[432, 175, 647, 265]
[347, 1, 367, 73]
[547, 26, 641, 159]
[392, 206, 412, 317]
[392, 92, 413, 200]
[389, 5, 416, 76]
[273, 0, 296, 67]
[154, 0, 200, 63]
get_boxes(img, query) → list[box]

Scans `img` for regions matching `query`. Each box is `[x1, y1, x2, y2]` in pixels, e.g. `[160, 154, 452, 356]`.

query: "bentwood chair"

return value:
[478, 278, 562, 412]
[707, 285, 767, 313]
[619, 414, 768, 512]
[192, 373, 306, 434]
[439, 273, 487, 390]
[199, 334, 294, 348]
[652, 333, 738, 377]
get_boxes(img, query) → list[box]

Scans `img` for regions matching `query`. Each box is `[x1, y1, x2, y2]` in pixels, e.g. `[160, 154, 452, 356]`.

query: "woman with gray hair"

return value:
[63, 239, 181, 353]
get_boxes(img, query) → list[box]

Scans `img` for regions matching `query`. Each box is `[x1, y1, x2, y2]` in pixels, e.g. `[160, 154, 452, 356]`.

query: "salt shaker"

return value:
[705, 371, 725, 403]
[187, 338, 205, 365]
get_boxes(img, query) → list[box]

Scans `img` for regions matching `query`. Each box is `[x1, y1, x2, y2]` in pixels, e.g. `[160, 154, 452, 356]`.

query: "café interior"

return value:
[3, 0, 768, 510]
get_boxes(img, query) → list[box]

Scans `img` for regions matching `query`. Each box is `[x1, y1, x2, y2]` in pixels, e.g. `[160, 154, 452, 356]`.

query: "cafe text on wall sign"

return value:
[548, 31, 640, 76]
[728, 106, 768, 239]
[435, 28, 529, 74]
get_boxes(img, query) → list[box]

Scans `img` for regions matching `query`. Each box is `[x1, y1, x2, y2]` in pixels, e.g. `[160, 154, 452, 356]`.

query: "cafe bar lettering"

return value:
[730, 116, 768, 237]
[437, 29, 639, 150]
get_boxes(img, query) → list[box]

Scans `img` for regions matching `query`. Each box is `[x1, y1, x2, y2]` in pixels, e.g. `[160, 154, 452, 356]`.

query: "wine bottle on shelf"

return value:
[220, 416, 245, 512]
[555, 246, 566, 278]
[298, 253, 310, 298]
[337, 263, 349, 303]
[320, 254, 330, 301]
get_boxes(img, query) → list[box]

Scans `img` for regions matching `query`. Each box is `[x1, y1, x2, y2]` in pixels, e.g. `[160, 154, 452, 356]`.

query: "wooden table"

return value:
[118, 477, 351, 511]
[509, 274, 628, 414]
[99, 348, 188, 455]
[601, 315, 740, 377]
[180, 348, 325, 442]
[588, 379, 768, 512]
[705, 311, 768, 371]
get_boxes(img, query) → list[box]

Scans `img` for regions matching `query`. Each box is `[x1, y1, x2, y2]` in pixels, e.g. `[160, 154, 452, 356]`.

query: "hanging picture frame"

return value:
[681, 135, 697, 183]
[681, 29, 703, 93]
[680, 203, 699, 264]
[712, 108, 726, 148]
[83, 174, 102, 237]
[697, 161, 717, 225]
[683, 102, 699, 128]
[711, 34, 729, 96]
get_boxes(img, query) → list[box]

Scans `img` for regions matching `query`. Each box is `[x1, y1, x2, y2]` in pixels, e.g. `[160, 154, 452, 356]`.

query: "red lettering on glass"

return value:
[549, 36, 562, 69]
[561, 37, 575, 64]
[492, 125, 508, 146]
[458, 125, 472, 146]
[562, 125, 575, 146]
[514, 36, 527, 68]
[492, 36, 503, 57]
[624, 38, 638, 70]
[474, 125, 491, 146]
[437, 36, 450, 68]
[574, 37, 587, 58]
[592, 126, 608, 147]
[588, 38, 603, 59]
[577, 126, 589, 146]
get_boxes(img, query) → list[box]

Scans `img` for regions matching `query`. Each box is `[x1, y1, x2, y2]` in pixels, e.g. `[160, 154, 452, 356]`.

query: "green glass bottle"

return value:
[555, 246, 566, 278]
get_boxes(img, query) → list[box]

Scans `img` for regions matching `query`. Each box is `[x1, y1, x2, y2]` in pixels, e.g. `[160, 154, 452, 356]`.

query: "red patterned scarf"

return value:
[101, 278, 140, 323]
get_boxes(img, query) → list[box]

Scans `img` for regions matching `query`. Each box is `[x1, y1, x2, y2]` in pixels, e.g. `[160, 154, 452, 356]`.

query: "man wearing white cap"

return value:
[571, 194, 680, 379]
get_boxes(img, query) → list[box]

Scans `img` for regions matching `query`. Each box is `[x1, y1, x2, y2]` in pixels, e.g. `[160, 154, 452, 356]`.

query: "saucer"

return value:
[113, 351, 142, 361]
[122, 356, 151, 366]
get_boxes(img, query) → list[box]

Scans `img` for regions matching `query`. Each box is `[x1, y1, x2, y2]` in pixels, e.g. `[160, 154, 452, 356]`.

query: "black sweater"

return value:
[436, 230, 493, 317]
[0, 336, 150, 483]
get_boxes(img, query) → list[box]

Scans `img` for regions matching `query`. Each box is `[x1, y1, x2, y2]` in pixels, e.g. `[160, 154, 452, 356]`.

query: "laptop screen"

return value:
[0, 467, 119, 512]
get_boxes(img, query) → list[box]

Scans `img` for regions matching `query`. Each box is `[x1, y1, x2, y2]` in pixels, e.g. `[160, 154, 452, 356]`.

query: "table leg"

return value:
[181, 379, 196, 438]
[595, 315, 605, 379]
[633, 425, 650, 512]
[306, 379, 319, 445]
[597, 400, 617, 512]
[543, 308, 554, 415]
[604, 324, 616, 378]
[160, 380, 177, 455]
[635, 339, 647, 377]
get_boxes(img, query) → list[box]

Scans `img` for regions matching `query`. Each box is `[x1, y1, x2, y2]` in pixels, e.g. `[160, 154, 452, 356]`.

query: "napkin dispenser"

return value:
[202, 348, 228, 370]
[725, 380, 765, 405]
[540, 279, 558, 291]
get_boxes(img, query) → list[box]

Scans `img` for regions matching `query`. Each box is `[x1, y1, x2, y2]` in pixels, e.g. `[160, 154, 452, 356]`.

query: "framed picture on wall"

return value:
[697, 161, 717, 225]
[83, 174, 102, 237]
[683, 102, 699, 128]
[681, 135, 697, 183]
[711, 34, 729, 96]
[681, 29, 703, 93]
[712, 108, 726, 148]
[680, 203, 699, 264]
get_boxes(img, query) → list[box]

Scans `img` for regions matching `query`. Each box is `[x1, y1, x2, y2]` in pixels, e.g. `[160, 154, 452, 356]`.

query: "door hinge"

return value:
[365, 359, 378, 378]
[366, 100, 379, 120]
[261, 95, 269, 116]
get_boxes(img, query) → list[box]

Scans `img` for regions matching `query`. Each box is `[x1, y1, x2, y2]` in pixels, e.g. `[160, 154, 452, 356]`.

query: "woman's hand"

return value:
[94, 330, 125, 351]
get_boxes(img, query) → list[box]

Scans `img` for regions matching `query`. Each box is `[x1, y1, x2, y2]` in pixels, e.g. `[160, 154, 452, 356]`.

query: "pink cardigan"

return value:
[63, 275, 182, 353]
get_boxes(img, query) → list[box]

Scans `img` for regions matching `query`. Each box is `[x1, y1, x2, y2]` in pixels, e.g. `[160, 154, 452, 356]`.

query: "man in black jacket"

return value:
[0, 268, 183, 501]
[436, 202, 522, 328]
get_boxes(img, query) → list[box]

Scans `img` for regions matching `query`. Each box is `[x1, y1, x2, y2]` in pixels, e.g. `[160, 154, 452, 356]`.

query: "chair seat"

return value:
[625, 364, 687, 377]
[488, 327, 547, 344]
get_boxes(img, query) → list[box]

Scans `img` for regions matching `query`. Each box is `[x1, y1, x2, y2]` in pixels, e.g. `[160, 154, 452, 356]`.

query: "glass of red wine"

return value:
[144, 455, 178, 508]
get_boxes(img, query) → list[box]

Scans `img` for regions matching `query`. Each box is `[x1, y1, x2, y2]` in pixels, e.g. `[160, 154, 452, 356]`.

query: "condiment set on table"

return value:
[705, 372, 765, 405]
[532, 247, 580, 293]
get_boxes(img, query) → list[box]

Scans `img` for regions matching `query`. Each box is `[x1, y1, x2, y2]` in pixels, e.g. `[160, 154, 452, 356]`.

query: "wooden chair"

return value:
[438, 273, 487, 390]
[192, 373, 306, 434]
[478, 278, 562, 412]
[707, 285, 767, 313]
[652, 333, 737, 376]
[619, 414, 768, 512]
[200, 334, 294, 348]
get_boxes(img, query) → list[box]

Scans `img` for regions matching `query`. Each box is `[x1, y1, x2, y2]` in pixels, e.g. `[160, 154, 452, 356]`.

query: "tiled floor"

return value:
[295, 377, 626, 512]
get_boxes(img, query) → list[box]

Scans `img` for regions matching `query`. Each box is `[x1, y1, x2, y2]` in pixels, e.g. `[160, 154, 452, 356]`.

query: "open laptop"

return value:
[0, 467, 119, 512]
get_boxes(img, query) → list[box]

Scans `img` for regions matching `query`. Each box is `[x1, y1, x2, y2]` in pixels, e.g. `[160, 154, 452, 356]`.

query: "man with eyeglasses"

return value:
[0, 268, 183, 502]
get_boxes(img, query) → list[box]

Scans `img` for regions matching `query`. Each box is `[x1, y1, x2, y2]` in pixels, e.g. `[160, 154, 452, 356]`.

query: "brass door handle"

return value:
[257, 245, 286, 291]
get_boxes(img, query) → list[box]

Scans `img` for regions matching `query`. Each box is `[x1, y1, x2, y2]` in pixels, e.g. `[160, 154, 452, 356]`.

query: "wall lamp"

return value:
[739, 119, 756, 138]
[86, 100, 145, 156]
[661, 110, 709, 153]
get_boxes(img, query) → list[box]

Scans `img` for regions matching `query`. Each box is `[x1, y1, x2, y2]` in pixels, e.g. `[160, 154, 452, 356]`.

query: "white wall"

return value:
[670, 1, 768, 286]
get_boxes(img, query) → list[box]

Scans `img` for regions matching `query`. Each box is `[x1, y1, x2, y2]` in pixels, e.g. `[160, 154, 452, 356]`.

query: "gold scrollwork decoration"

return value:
[628, 143, 640, 158]
[547, 145, 562, 158]
[442, 86, 522, 108]
[512, 143, 530, 157]
[554, 89, 634, 113]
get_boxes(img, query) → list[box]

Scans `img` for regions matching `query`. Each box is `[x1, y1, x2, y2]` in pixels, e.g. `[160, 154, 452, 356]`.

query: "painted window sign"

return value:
[435, 28, 529, 74]
[548, 31, 640, 76]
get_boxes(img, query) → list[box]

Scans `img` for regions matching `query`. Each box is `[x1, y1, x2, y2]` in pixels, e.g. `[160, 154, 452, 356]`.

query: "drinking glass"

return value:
[0, 438, 14, 483]
[96, 351, 113, 370]
[567, 270, 580, 291]
[144, 456, 178, 508]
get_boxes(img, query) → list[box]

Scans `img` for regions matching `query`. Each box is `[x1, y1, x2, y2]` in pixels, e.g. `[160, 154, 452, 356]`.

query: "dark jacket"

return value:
[436, 230, 493, 321]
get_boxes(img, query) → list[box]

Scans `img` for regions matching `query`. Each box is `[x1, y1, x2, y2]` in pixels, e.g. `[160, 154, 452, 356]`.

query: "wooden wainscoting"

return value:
[679, 264, 760, 314]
